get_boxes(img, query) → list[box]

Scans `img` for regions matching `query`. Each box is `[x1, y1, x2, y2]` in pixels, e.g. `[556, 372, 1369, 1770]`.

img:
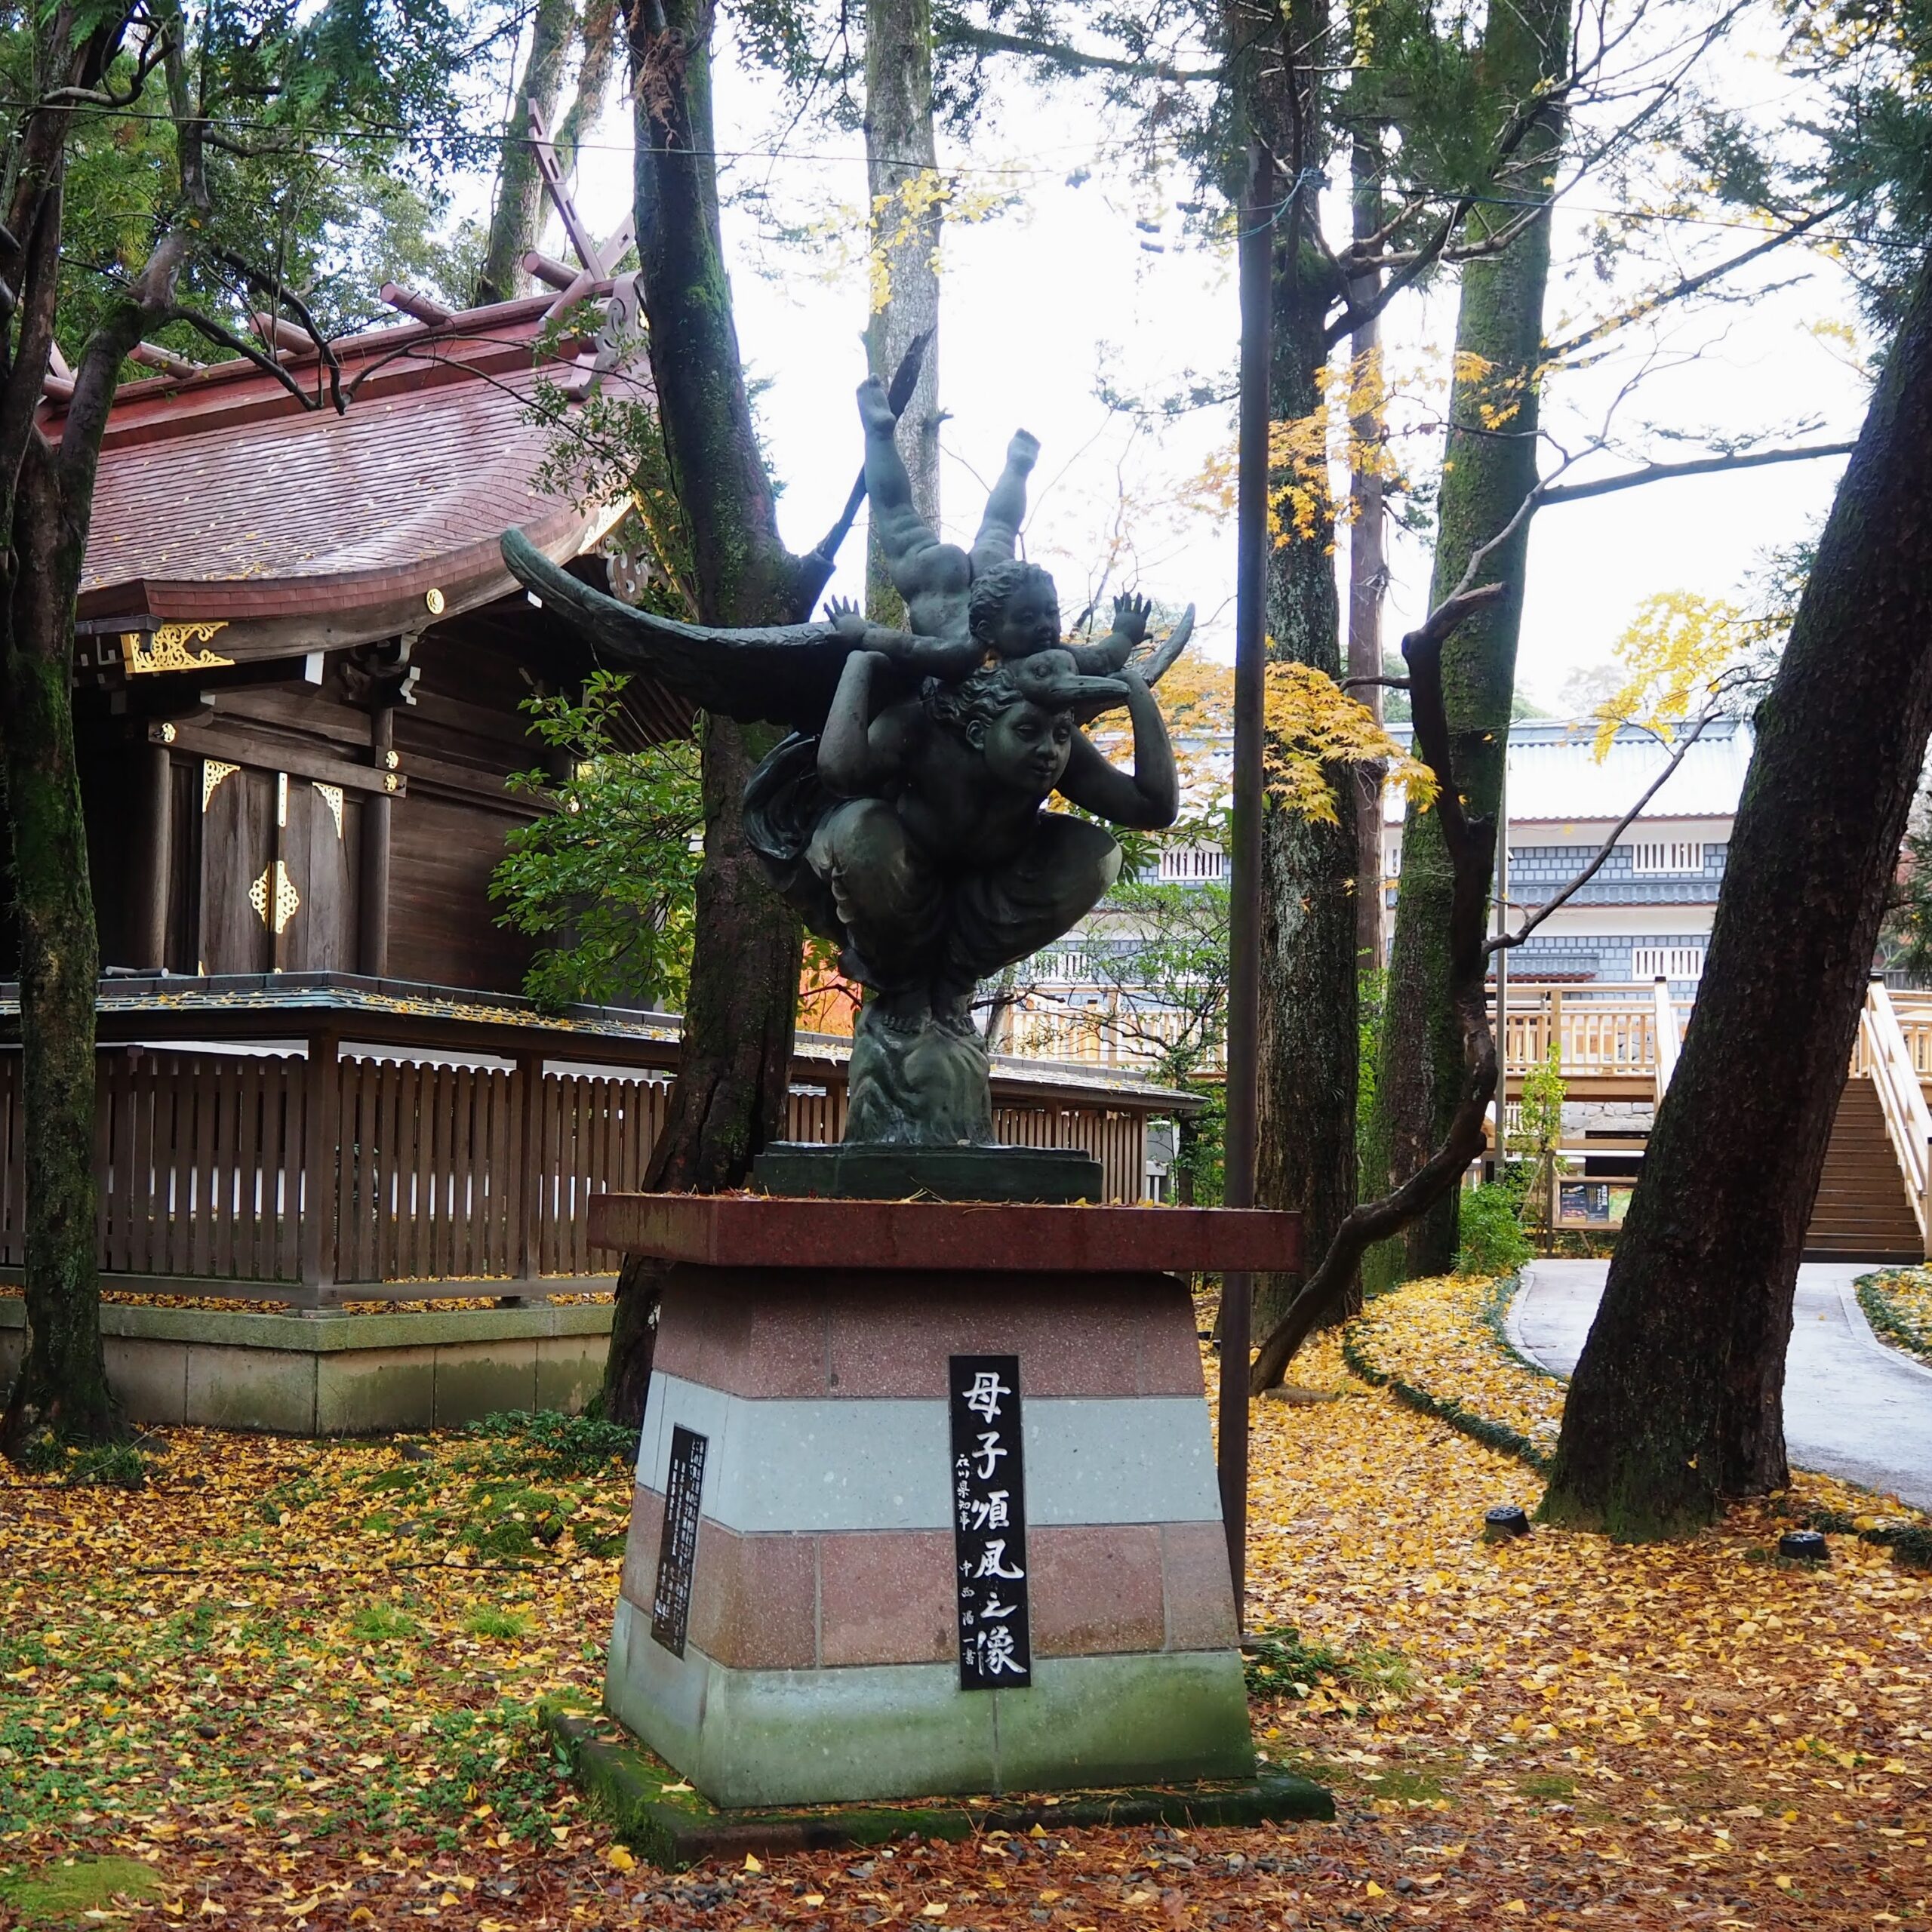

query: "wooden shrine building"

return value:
[0, 291, 1186, 1328]
[56, 285, 685, 991]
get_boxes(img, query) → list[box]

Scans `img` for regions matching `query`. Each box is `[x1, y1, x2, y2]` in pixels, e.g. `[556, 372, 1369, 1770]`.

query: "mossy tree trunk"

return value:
[1244, 0, 1358, 1340]
[1369, 0, 1568, 1287]
[602, 0, 811, 1426]
[863, 0, 941, 626]
[2, 441, 115, 1451]
[475, 0, 576, 306]
[1540, 245, 1932, 1537]
[0, 60, 165, 1448]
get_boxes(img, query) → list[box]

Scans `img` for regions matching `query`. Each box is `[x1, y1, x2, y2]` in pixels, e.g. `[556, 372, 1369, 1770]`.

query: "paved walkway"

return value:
[1509, 1259, 1932, 1512]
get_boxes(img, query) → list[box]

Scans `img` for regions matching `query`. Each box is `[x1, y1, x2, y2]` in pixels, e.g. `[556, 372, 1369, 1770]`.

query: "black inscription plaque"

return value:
[651, 1424, 708, 1657]
[949, 1353, 1032, 1688]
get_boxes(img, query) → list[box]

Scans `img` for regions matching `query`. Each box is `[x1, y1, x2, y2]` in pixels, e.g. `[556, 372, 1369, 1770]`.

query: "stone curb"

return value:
[0, 1296, 612, 1350]
[540, 1703, 1334, 1869]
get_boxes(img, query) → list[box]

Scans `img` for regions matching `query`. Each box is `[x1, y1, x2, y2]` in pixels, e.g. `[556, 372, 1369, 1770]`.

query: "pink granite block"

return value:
[619, 1482, 663, 1614]
[1029, 1524, 1165, 1657]
[821, 1272, 1198, 1398]
[818, 1530, 955, 1666]
[1161, 1520, 1240, 1651]
[688, 1522, 818, 1670]
[657, 1268, 831, 1398]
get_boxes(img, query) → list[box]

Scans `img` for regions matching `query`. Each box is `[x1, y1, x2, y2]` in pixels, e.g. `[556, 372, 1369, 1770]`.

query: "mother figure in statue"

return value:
[503, 377, 1193, 1146]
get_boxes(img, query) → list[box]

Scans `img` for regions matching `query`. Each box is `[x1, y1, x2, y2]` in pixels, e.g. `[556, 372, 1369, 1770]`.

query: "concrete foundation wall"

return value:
[0, 1298, 611, 1435]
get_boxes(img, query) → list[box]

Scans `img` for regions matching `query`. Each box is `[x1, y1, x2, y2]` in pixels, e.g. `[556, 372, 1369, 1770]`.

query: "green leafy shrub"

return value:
[1242, 1624, 1343, 1696]
[462, 1411, 638, 1479]
[1454, 1183, 1534, 1276]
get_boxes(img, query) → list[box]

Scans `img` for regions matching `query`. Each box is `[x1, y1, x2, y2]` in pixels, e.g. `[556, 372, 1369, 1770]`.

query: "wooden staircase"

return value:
[1805, 1076, 1924, 1261]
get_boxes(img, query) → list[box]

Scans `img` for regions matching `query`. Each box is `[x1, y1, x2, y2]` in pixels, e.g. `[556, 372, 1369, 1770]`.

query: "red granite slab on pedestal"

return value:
[587, 1193, 1301, 1275]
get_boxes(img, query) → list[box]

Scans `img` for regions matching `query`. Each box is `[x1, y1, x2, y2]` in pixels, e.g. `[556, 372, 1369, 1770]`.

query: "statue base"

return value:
[588, 1194, 1304, 1808]
[753, 1140, 1103, 1203]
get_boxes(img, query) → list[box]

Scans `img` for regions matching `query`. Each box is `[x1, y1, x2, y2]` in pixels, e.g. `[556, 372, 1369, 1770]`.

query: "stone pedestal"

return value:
[588, 1195, 1302, 1809]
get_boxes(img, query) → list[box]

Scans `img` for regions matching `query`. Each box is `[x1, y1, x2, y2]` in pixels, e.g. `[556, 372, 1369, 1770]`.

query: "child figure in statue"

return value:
[809, 649, 1177, 1023]
[826, 377, 1155, 689]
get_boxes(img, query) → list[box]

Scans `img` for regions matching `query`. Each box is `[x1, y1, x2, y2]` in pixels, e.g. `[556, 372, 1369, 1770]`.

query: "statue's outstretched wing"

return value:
[502, 531, 857, 733]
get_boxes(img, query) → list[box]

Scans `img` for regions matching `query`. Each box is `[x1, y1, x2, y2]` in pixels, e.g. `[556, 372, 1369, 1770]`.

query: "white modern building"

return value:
[1387, 716, 1755, 988]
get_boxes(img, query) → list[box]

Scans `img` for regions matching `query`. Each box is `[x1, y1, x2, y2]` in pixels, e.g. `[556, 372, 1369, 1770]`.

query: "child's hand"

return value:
[825, 596, 869, 641]
[1112, 592, 1152, 645]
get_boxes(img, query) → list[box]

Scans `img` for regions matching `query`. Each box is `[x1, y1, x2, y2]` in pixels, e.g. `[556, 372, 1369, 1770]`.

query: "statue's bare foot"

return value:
[1005, 429, 1041, 472]
[857, 376, 897, 436]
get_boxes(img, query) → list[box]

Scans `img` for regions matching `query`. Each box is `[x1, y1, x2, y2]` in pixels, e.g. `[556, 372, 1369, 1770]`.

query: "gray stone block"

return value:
[316, 1347, 438, 1435]
[536, 1335, 603, 1415]
[184, 1345, 318, 1433]
[106, 1336, 190, 1426]
[432, 1340, 538, 1425]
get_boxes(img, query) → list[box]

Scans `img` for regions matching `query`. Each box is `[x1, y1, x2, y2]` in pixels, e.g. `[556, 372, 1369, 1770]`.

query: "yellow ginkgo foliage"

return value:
[1592, 589, 1745, 758]
[1263, 661, 1437, 825]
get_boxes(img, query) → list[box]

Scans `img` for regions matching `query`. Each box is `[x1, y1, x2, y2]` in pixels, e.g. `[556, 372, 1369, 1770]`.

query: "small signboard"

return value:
[1557, 1180, 1632, 1228]
[651, 1424, 708, 1657]
[949, 1353, 1032, 1689]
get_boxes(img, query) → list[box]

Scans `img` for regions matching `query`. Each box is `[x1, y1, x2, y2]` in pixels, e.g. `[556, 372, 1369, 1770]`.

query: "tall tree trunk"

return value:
[1248, 5, 1358, 1340]
[863, 0, 941, 625]
[1541, 245, 1932, 1538]
[0, 146, 151, 1451]
[0, 439, 117, 1452]
[475, 0, 575, 306]
[601, 0, 809, 1426]
[1369, 0, 1568, 1285]
[1347, 131, 1387, 977]
[553, 0, 617, 179]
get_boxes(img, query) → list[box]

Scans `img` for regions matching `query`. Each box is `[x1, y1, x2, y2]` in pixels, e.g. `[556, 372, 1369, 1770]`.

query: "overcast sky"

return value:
[542, 18, 1872, 713]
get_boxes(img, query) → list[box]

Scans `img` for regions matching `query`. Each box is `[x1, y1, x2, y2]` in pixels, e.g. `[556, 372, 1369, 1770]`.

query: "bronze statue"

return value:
[502, 377, 1193, 1151]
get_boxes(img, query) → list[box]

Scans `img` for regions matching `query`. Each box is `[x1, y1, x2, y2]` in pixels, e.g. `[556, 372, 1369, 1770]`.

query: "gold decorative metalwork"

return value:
[202, 758, 238, 811]
[249, 860, 300, 935]
[124, 621, 234, 676]
[424, 587, 445, 615]
[313, 782, 345, 838]
[383, 772, 399, 793]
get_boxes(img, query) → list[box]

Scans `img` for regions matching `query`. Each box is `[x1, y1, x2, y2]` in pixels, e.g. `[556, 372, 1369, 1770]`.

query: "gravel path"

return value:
[1509, 1257, 1932, 1512]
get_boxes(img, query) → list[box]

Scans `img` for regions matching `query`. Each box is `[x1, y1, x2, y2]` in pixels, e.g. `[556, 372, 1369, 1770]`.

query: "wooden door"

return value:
[197, 760, 276, 974]
[278, 780, 361, 972]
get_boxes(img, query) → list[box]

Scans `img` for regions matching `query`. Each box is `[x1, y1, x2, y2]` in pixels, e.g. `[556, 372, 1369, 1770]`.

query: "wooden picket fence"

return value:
[0, 1046, 1147, 1303]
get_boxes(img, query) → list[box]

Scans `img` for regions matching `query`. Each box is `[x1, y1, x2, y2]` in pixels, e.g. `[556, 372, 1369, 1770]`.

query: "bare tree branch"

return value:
[1538, 439, 1856, 506]
[942, 25, 1219, 83]
[1543, 202, 1847, 363]
[1489, 708, 1721, 956]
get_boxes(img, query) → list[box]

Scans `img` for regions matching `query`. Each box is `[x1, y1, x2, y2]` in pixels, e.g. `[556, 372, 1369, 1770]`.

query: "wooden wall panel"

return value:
[387, 791, 535, 993]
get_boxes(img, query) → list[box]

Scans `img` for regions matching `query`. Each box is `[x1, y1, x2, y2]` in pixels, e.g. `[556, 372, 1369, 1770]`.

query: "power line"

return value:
[14, 94, 1913, 251]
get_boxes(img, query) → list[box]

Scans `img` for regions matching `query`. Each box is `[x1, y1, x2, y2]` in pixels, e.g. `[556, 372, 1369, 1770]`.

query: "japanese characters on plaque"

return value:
[949, 1354, 1032, 1689]
[650, 1424, 708, 1658]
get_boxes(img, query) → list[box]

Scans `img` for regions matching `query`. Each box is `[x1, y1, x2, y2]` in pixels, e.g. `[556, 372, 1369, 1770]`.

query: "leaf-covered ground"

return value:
[1860, 1269, 1932, 1364]
[3, 1297, 1929, 1930]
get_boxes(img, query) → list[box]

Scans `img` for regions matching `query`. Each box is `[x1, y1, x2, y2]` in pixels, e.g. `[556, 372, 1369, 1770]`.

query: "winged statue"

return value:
[502, 377, 1195, 1152]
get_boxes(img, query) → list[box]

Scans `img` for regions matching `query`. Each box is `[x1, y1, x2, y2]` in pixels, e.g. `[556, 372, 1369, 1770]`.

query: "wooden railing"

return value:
[1499, 983, 1691, 1083]
[1860, 980, 1932, 1259]
[0, 1041, 1155, 1304]
[1651, 978, 1681, 1103]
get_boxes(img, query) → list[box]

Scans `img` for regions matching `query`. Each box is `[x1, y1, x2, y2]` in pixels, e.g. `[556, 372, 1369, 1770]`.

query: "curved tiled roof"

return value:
[68, 294, 638, 653]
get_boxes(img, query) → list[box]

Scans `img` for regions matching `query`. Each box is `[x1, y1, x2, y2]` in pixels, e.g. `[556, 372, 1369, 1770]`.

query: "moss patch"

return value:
[0, 1857, 164, 1924]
